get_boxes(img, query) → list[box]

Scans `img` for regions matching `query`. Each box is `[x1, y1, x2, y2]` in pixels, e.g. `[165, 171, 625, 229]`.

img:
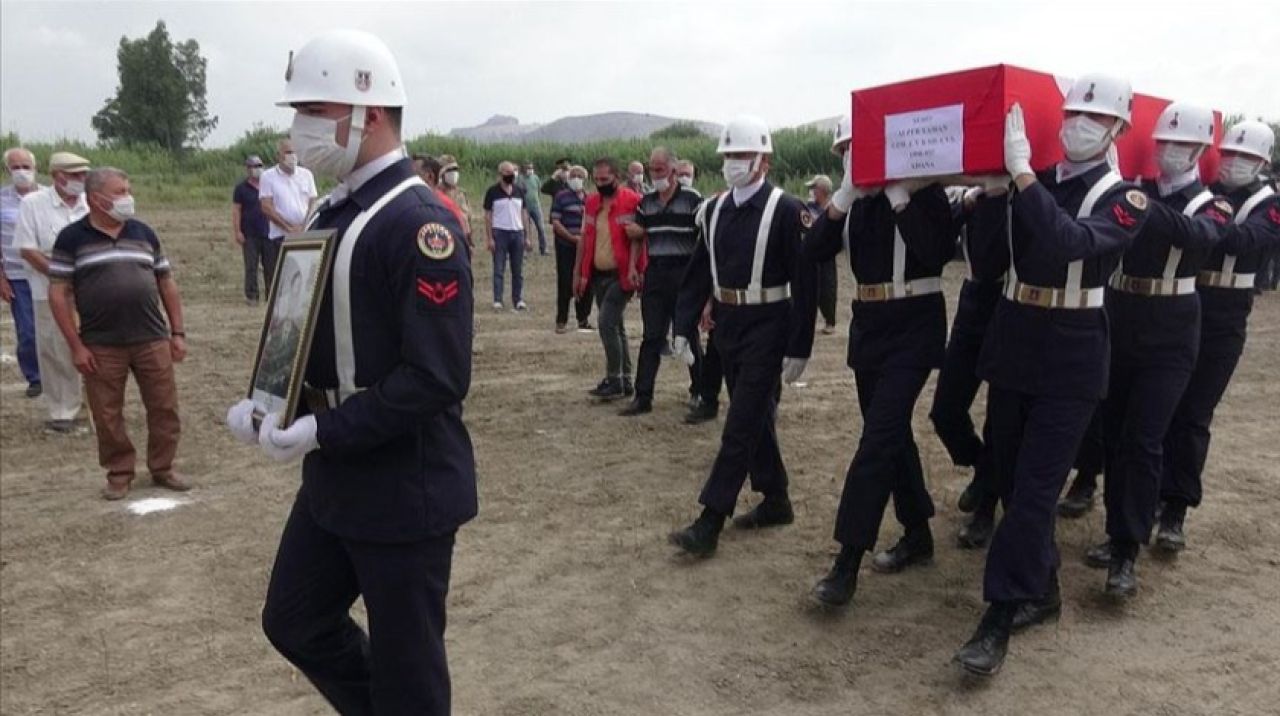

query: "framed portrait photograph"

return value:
[247, 229, 336, 427]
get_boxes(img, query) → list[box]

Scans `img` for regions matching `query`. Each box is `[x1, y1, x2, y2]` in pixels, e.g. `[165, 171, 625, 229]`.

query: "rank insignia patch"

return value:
[1125, 190, 1149, 211]
[416, 269, 461, 314]
[417, 223, 455, 261]
[1112, 203, 1137, 227]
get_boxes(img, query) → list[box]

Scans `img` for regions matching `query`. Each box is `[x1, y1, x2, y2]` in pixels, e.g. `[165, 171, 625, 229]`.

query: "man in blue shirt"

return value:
[232, 156, 271, 304]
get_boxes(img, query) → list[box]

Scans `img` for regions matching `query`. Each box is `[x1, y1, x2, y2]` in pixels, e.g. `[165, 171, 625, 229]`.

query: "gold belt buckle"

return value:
[858, 284, 887, 302]
[1018, 284, 1050, 308]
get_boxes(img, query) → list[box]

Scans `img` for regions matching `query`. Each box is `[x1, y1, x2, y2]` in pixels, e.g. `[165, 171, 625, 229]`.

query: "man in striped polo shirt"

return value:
[47, 167, 190, 500]
[620, 147, 704, 416]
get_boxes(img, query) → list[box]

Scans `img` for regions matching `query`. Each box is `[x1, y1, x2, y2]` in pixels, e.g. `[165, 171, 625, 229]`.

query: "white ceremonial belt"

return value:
[1004, 281, 1105, 309]
[715, 284, 791, 306]
[1108, 273, 1197, 297]
[1197, 271, 1255, 290]
[852, 277, 943, 302]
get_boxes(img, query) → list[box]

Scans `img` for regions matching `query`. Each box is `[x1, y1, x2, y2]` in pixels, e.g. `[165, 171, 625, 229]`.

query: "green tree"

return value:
[91, 20, 217, 151]
[650, 121, 708, 141]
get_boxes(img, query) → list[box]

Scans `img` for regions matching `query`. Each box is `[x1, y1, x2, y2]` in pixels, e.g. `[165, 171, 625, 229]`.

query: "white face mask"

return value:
[61, 178, 85, 196]
[1218, 155, 1262, 188]
[291, 110, 363, 179]
[676, 175, 693, 188]
[105, 194, 136, 221]
[250, 167, 264, 179]
[568, 177, 585, 192]
[10, 169, 35, 188]
[652, 176, 671, 193]
[721, 157, 758, 188]
[807, 190, 816, 203]
[443, 169, 459, 187]
[1155, 143, 1200, 178]
[631, 172, 645, 185]
[1060, 114, 1114, 162]
[281, 152, 298, 170]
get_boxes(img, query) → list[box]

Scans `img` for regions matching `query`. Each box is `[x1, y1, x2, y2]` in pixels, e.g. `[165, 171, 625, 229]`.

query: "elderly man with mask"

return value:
[804, 173, 838, 334]
[953, 75, 1150, 677]
[2, 147, 43, 397]
[224, 30, 475, 714]
[1158, 120, 1279, 555]
[15, 151, 91, 432]
[259, 138, 318, 283]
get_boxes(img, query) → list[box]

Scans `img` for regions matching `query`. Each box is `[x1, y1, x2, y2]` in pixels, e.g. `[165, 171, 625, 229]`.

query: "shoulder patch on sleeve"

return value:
[1212, 199, 1235, 216]
[416, 269, 461, 314]
[416, 222, 456, 261]
[799, 209, 813, 229]
[1268, 205, 1280, 226]
[1125, 189, 1149, 211]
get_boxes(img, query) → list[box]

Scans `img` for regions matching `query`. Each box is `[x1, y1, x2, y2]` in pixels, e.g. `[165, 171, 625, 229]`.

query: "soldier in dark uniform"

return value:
[666, 115, 817, 556]
[225, 30, 475, 714]
[953, 75, 1149, 677]
[1075, 103, 1234, 595]
[804, 158, 958, 606]
[1160, 120, 1279, 550]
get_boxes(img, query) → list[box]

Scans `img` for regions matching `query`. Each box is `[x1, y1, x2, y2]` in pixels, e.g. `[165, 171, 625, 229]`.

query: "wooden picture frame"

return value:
[246, 229, 336, 428]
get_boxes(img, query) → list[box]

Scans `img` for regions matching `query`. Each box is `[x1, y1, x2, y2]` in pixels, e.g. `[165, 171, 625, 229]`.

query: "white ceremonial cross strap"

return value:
[332, 176, 426, 396]
[1160, 190, 1214, 280]
[707, 187, 783, 294]
[1221, 185, 1277, 279]
[1063, 171, 1122, 307]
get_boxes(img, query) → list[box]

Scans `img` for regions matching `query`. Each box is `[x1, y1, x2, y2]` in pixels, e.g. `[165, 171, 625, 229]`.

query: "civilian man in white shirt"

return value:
[258, 138, 317, 289]
[1, 147, 44, 398]
[483, 161, 532, 310]
[14, 151, 90, 432]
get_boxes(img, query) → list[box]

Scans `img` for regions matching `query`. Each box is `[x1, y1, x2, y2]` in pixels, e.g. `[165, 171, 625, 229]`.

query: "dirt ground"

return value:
[2, 204, 1279, 715]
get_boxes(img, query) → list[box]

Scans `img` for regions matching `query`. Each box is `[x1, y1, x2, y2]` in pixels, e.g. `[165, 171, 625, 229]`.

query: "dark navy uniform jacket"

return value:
[674, 182, 817, 364]
[1107, 180, 1232, 371]
[299, 158, 477, 543]
[974, 164, 1149, 400]
[805, 185, 956, 370]
[1198, 180, 1280, 359]
[953, 194, 1011, 337]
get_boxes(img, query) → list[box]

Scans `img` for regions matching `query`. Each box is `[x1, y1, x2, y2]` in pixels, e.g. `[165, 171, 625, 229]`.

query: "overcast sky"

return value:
[2, 0, 1277, 147]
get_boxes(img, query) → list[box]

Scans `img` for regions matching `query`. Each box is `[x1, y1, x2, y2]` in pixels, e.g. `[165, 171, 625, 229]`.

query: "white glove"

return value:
[258, 413, 319, 462]
[226, 399, 259, 445]
[781, 357, 808, 384]
[1004, 103, 1033, 178]
[962, 186, 985, 209]
[831, 151, 870, 213]
[671, 336, 696, 367]
[884, 179, 928, 212]
[979, 174, 1011, 195]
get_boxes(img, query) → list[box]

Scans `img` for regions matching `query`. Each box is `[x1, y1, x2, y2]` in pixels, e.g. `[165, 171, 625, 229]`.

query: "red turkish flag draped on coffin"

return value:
[849, 64, 1222, 186]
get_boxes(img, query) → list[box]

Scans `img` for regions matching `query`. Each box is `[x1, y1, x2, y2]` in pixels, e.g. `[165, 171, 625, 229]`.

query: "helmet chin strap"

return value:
[339, 104, 367, 179]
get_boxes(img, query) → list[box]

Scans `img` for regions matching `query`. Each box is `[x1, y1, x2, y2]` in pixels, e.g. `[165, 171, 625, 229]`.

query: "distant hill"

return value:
[450, 111, 721, 144]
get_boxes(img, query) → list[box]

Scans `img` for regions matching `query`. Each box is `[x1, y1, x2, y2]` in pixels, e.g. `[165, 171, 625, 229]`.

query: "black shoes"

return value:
[957, 480, 981, 514]
[1057, 473, 1098, 519]
[1011, 572, 1061, 633]
[732, 494, 794, 530]
[668, 508, 725, 557]
[871, 527, 934, 573]
[683, 399, 718, 424]
[1105, 544, 1138, 598]
[618, 397, 652, 416]
[25, 382, 42, 398]
[1084, 540, 1113, 569]
[1154, 502, 1187, 553]
[957, 512, 994, 550]
[812, 546, 862, 606]
[588, 377, 628, 401]
[953, 602, 1015, 677]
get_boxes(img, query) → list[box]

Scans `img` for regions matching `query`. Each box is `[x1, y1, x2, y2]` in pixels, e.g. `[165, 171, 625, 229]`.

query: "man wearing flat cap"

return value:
[805, 174, 838, 334]
[14, 151, 90, 432]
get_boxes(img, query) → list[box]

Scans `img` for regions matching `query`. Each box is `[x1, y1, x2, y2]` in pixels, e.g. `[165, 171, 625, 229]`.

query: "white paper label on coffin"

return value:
[884, 103, 965, 179]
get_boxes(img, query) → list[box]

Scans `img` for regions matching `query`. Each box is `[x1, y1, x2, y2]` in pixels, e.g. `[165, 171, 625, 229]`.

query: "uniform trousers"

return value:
[698, 348, 787, 515]
[635, 257, 700, 401]
[263, 491, 455, 716]
[1074, 408, 1104, 479]
[591, 271, 632, 379]
[697, 331, 723, 408]
[83, 339, 180, 481]
[33, 299, 82, 421]
[1160, 347, 1243, 509]
[6, 278, 40, 385]
[1102, 362, 1191, 544]
[817, 259, 838, 327]
[930, 327, 985, 468]
[554, 239, 591, 327]
[983, 386, 1097, 602]
[833, 366, 936, 550]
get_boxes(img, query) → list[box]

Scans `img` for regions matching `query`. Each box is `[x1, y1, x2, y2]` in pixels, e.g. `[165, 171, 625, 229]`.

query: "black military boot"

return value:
[1011, 570, 1061, 633]
[1105, 541, 1139, 598]
[957, 479, 981, 514]
[618, 397, 652, 416]
[1084, 539, 1113, 569]
[732, 493, 794, 529]
[957, 509, 995, 550]
[871, 524, 934, 573]
[668, 508, 725, 557]
[1057, 472, 1098, 519]
[812, 546, 862, 606]
[683, 399, 718, 424]
[953, 601, 1015, 677]
[1154, 501, 1187, 553]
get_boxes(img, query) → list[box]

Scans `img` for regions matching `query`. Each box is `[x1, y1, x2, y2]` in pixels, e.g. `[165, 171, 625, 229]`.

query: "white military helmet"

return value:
[1220, 119, 1275, 161]
[1152, 102, 1215, 145]
[1062, 73, 1133, 125]
[831, 114, 852, 156]
[717, 115, 773, 155]
[277, 29, 407, 107]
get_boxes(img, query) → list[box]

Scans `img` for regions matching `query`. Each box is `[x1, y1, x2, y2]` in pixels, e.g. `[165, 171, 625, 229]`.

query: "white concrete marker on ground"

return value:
[126, 497, 190, 515]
